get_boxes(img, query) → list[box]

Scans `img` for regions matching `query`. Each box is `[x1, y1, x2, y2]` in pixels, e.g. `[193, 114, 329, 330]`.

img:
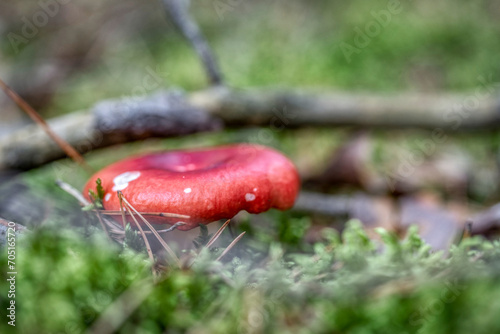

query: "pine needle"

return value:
[118, 191, 181, 267]
[118, 192, 155, 268]
[216, 232, 246, 261]
[0, 78, 93, 173]
[205, 219, 231, 249]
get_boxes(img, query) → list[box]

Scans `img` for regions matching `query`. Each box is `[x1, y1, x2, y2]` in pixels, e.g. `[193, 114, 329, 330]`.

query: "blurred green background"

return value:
[1, 0, 499, 200]
[1, 0, 500, 115]
[2, 1, 500, 333]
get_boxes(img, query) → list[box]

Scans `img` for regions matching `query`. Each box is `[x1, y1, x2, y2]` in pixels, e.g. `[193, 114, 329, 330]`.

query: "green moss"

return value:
[2, 220, 500, 333]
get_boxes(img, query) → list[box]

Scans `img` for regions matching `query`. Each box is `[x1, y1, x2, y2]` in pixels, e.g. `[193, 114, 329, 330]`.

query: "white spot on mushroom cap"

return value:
[253, 187, 258, 192]
[245, 193, 256, 202]
[112, 171, 141, 192]
[184, 188, 192, 193]
[104, 193, 111, 202]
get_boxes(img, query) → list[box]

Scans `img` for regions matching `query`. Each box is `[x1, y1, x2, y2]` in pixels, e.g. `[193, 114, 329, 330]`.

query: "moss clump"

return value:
[2, 220, 500, 333]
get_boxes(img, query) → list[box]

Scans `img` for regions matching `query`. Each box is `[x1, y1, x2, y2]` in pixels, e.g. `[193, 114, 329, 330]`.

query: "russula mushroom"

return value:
[83, 144, 300, 231]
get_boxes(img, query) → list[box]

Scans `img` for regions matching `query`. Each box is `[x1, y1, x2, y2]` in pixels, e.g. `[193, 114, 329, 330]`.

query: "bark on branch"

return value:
[0, 90, 221, 171]
[190, 87, 500, 129]
[1, 87, 500, 171]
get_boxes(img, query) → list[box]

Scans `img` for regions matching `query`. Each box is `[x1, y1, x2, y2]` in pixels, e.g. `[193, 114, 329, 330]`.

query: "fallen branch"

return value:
[189, 87, 500, 129]
[0, 90, 221, 171]
[2, 87, 500, 171]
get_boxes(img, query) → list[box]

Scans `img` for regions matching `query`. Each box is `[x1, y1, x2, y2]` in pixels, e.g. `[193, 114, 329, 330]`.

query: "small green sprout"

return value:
[85, 178, 105, 210]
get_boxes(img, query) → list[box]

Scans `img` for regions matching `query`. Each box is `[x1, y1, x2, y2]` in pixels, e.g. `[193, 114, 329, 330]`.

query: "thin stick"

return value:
[161, 0, 223, 85]
[117, 222, 186, 235]
[216, 232, 246, 261]
[99, 210, 190, 219]
[205, 219, 231, 249]
[0, 78, 93, 173]
[154, 222, 187, 233]
[118, 192, 155, 265]
[119, 192, 180, 267]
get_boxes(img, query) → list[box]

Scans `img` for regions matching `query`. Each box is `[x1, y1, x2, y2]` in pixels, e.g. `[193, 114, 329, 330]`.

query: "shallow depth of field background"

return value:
[2, 1, 500, 333]
[1, 0, 500, 204]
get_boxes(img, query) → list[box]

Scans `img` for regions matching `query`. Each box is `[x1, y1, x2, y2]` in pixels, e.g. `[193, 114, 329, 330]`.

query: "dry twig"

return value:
[4, 88, 500, 171]
[161, 0, 223, 85]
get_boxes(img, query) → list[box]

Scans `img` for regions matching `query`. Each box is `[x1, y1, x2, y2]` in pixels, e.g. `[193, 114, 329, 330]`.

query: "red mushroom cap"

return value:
[83, 144, 300, 231]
